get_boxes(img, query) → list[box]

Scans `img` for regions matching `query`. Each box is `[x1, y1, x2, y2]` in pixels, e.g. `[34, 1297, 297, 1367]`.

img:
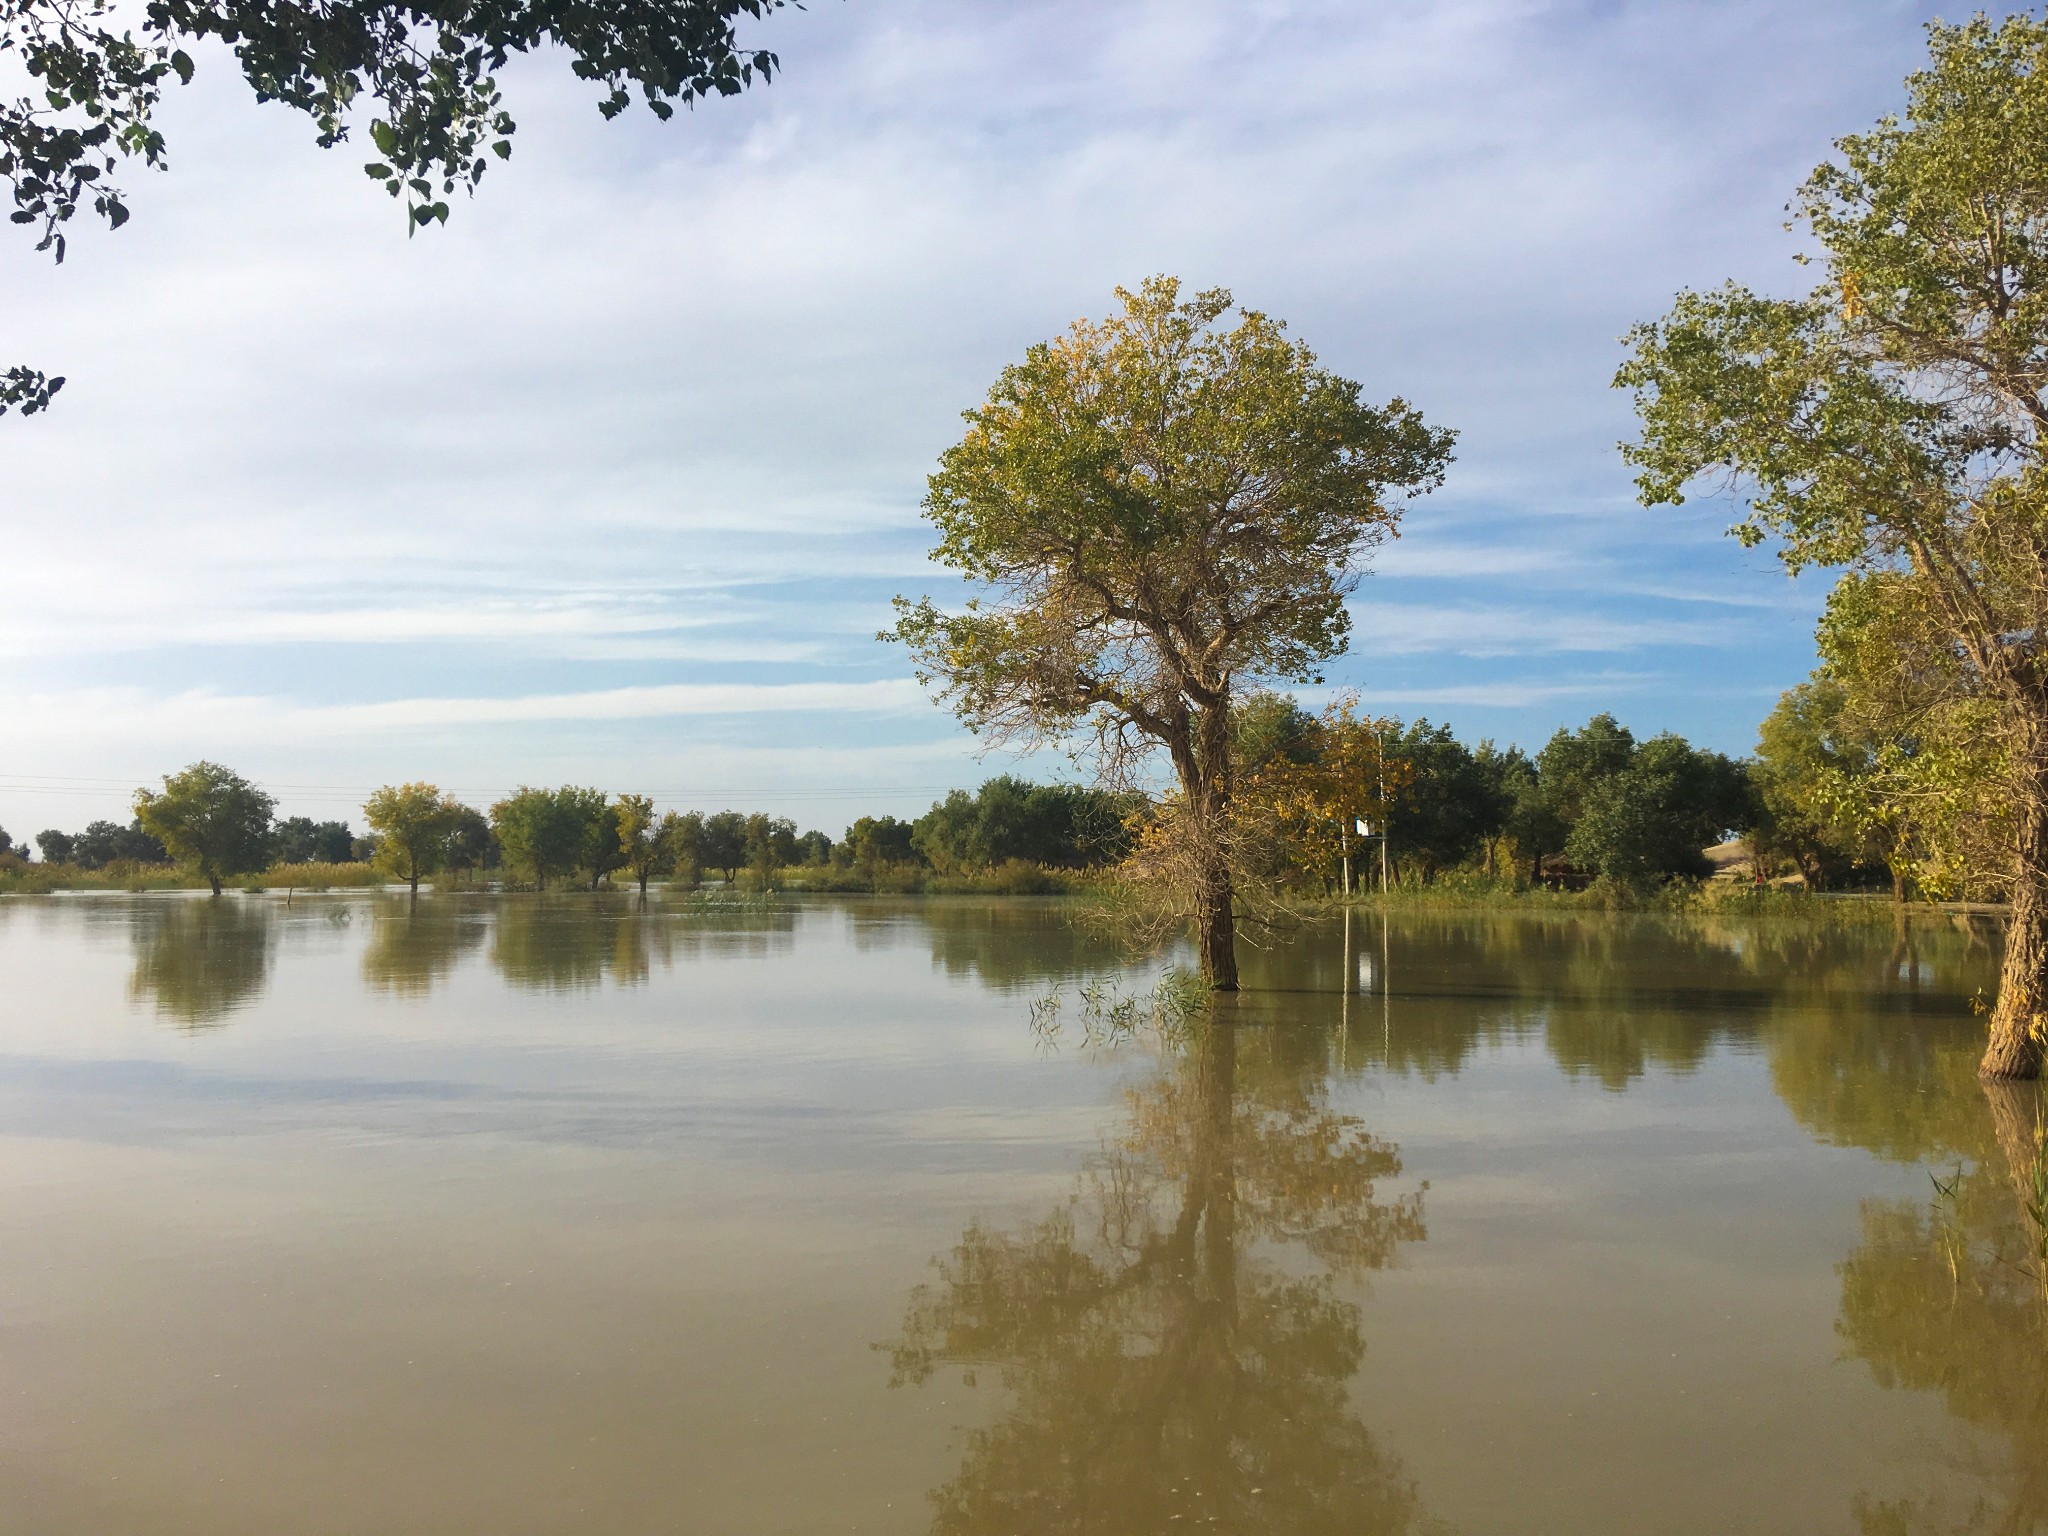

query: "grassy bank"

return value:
[1328, 871, 1993, 922]
[0, 860, 392, 895]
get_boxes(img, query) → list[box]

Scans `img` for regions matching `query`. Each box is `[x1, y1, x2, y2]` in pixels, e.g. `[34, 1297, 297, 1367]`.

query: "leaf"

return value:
[363, 163, 392, 179]
[171, 50, 195, 86]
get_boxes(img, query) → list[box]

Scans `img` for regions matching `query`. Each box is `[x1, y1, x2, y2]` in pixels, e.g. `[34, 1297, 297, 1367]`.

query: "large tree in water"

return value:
[1619, 13, 2048, 1079]
[891, 277, 1453, 988]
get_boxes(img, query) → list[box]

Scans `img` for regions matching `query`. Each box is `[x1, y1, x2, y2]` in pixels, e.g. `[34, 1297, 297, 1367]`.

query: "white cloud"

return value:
[0, 0, 1975, 836]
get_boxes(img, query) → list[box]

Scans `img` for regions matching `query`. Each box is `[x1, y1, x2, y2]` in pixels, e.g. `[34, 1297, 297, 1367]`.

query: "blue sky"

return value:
[0, 0, 2013, 837]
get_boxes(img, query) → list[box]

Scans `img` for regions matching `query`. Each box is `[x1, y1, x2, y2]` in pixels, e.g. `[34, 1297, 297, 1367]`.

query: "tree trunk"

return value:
[1986, 799, 2048, 1081]
[1890, 864, 1907, 905]
[206, 871, 222, 897]
[1197, 873, 1238, 991]
[638, 871, 650, 897]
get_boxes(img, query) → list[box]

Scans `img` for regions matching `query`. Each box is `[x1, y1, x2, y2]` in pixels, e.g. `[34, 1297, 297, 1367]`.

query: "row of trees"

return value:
[2, 719, 1780, 900]
[16, 814, 367, 871]
[7, 766, 1147, 896]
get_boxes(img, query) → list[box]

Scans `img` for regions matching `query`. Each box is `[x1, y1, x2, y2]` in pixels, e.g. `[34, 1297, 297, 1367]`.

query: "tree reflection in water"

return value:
[127, 896, 275, 1028]
[360, 898, 487, 997]
[883, 1006, 1444, 1535]
[484, 896, 797, 992]
[1832, 1082, 2048, 1536]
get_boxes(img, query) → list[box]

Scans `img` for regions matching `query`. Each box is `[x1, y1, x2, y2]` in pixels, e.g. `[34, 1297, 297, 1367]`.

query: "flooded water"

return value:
[1, 892, 2042, 1535]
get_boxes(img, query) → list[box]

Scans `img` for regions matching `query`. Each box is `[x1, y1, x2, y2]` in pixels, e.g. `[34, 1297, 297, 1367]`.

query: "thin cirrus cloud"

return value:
[1344, 603, 1727, 658]
[0, 0, 2002, 832]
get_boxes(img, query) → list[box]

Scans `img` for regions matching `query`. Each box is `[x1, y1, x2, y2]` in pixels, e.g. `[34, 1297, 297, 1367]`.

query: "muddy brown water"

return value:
[0, 893, 2040, 1535]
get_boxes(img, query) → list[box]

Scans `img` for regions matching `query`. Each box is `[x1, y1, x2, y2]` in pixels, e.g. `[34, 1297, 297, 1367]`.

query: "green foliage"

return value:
[32, 817, 168, 869]
[580, 792, 624, 890]
[699, 809, 746, 880]
[911, 776, 1135, 875]
[1565, 733, 1752, 885]
[1232, 691, 1322, 776]
[442, 803, 494, 877]
[133, 760, 275, 895]
[659, 810, 705, 887]
[1617, 11, 2048, 946]
[742, 812, 797, 877]
[363, 781, 468, 892]
[615, 794, 666, 894]
[2, 0, 792, 402]
[1381, 719, 1513, 877]
[488, 784, 602, 891]
[890, 276, 1454, 755]
[272, 815, 354, 865]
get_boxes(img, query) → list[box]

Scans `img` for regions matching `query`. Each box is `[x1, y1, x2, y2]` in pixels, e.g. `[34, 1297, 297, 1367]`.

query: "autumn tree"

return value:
[133, 760, 274, 895]
[2, 0, 794, 414]
[615, 794, 685, 897]
[363, 782, 465, 895]
[1243, 695, 1409, 894]
[1617, 13, 2048, 1076]
[890, 277, 1454, 988]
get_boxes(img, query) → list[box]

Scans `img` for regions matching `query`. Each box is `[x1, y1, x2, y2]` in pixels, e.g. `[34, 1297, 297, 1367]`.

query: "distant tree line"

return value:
[0, 710, 1892, 901]
[0, 768, 1142, 896]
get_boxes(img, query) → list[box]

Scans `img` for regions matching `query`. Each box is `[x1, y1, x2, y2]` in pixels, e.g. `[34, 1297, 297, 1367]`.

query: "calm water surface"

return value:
[1, 893, 2041, 1534]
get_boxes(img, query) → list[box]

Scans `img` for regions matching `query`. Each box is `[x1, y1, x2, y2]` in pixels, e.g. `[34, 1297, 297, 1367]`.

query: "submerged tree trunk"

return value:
[1986, 795, 2048, 1081]
[206, 871, 223, 897]
[1197, 873, 1238, 991]
[1188, 705, 1239, 992]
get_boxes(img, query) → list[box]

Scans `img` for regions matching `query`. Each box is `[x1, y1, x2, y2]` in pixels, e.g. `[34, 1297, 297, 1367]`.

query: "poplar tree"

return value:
[1618, 13, 2048, 1078]
[891, 277, 1453, 988]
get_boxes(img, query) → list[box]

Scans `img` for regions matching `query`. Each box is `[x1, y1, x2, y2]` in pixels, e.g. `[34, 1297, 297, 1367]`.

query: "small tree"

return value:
[1752, 679, 1890, 891]
[742, 812, 797, 883]
[577, 791, 623, 890]
[700, 811, 747, 882]
[661, 811, 705, 889]
[890, 277, 1454, 987]
[444, 805, 494, 881]
[134, 761, 276, 895]
[841, 815, 918, 880]
[363, 782, 463, 895]
[616, 794, 676, 896]
[1243, 697, 1408, 894]
[35, 829, 74, 865]
[490, 786, 589, 891]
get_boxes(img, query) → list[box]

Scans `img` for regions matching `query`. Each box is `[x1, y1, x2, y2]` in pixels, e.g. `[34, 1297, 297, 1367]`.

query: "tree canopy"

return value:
[2, 0, 792, 414]
[132, 759, 275, 894]
[1617, 11, 2048, 1076]
[891, 275, 1454, 985]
